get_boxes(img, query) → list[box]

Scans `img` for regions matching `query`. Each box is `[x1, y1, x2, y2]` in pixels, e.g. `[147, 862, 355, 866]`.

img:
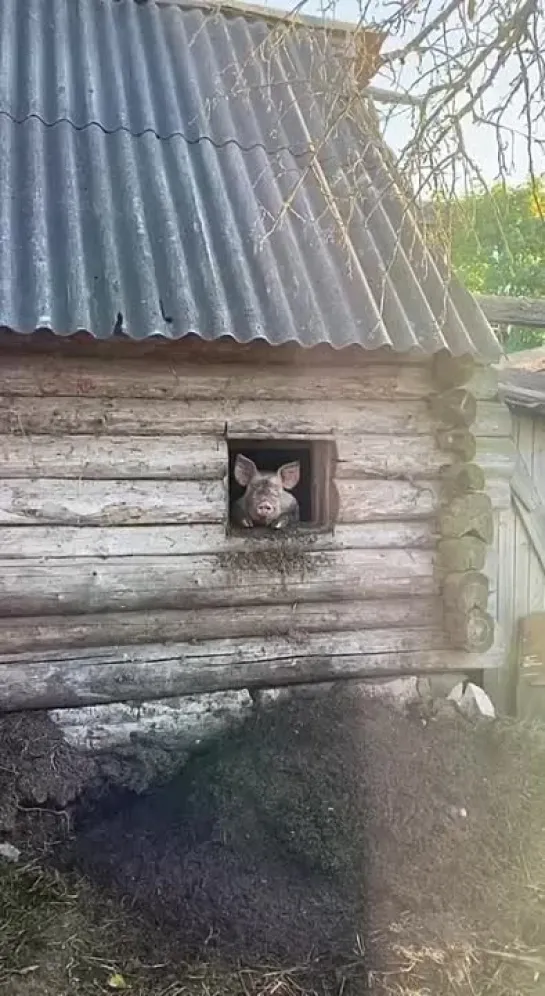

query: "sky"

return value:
[259, 0, 545, 189]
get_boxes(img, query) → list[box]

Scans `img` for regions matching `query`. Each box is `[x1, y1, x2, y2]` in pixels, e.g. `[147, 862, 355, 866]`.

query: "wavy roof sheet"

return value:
[0, 0, 501, 358]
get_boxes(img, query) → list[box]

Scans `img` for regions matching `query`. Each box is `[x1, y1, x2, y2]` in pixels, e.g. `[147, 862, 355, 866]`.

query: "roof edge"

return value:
[156, 0, 386, 40]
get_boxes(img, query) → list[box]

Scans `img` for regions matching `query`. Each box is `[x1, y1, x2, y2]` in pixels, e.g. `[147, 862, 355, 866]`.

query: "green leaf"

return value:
[107, 973, 128, 990]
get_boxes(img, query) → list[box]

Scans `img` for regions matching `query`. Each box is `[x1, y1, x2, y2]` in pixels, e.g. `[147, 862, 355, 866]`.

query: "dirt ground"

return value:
[1, 686, 545, 995]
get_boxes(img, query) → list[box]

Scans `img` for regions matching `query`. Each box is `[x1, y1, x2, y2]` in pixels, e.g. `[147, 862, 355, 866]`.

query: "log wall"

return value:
[0, 337, 505, 736]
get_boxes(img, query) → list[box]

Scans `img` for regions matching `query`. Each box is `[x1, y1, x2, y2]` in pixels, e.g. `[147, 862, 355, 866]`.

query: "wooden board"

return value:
[0, 521, 436, 558]
[0, 355, 433, 401]
[517, 612, 545, 686]
[0, 396, 436, 437]
[0, 597, 443, 654]
[337, 479, 438, 521]
[0, 396, 511, 438]
[474, 400, 512, 438]
[0, 549, 438, 616]
[50, 691, 253, 750]
[0, 433, 444, 481]
[0, 434, 227, 480]
[0, 479, 226, 525]
[0, 634, 505, 712]
[335, 435, 446, 478]
[0, 477, 439, 526]
[476, 436, 517, 477]
[476, 293, 545, 329]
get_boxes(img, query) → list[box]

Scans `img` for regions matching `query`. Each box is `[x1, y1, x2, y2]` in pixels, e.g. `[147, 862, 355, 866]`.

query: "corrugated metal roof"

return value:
[0, 0, 501, 358]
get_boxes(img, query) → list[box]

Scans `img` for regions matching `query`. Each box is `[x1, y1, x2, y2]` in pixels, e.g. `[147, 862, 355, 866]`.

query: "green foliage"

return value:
[434, 178, 545, 352]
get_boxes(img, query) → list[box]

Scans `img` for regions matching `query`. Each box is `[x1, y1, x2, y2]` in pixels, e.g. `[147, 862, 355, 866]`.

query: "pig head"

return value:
[232, 454, 300, 529]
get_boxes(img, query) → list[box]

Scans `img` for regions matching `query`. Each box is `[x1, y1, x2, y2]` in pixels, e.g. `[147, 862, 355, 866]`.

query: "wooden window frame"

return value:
[226, 434, 337, 531]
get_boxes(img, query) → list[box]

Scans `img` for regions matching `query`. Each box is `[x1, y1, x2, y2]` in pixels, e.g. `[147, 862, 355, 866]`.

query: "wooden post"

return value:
[431, 352, 496, 658]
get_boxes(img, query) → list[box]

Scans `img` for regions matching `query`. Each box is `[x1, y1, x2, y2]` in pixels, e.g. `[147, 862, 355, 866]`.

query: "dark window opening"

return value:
[227, 438, 336, 531]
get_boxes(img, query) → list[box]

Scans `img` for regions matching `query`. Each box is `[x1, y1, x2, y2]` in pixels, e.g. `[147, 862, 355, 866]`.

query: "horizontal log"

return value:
[0, 479, 226, 525]
[0, 397, 508, 439]
[0, 634, 503, 711]
[467, 366, 499, 402]
[0, 355, 433, 401]
[0, 397, 435, 437]
[335, 435, 446, 478]
[432, 352, 476, 389]
[442, 572, 490, 613]
[50, 691, 254, 750]
[437, 536, 487, 573]
[337, 479, 439, 521]
[0, 630, 448, 667]
[0, 433, 446, 482]
[475, 293, 545, 329]
[438, 492, 494, 543]
[474, 401, 512, 437]
[431, 359, 496, 403]
[0, 477, 438, 526]
[444, 608, 495, 654]
[476, 436, 517, 477]
[0, 550, 438, 616]
[436, 427, 476, 461]
[429, 388, 477, 428]
[0, 435, 227, 480]
[440, 463, 486, 499]
[0, 522, 436, 559]
[0, 597, 443, 654]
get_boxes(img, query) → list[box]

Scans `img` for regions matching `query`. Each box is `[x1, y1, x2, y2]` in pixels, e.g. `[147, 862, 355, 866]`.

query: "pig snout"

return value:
[255, 499, 275, 519]
[249, 486, 282, 524]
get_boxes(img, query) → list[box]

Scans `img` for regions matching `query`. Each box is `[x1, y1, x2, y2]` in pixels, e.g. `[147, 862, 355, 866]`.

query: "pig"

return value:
[231, 454, 300, 529]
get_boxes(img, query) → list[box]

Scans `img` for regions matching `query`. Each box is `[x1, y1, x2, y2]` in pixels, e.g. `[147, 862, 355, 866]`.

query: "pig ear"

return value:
[234, 454, 257, 487]
[278, 461, 300, 490]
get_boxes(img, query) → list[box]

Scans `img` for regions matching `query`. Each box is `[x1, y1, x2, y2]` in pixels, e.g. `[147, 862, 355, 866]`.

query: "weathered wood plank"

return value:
[0, 597, 443, 654]
[474, 401, 512, 437]
[335, 435, 445, 478]
[484, 476, 511, 511]
[0, 433, 445, 481]
[50, 691, 254, 750]
[0, 435, 227, 480]
[0, 634, 504, 712]
[444, 607, 495, 653]
[476, 293, 545, 329]
[476, 436, 517, 477]
[0, 355, 433, 401]
[429, 388, 477, 428]
[0, 630, 448, 667]
[0, 550, 438, 616]
[0, 479, 226, 525]
[0, 477, 439, 525]
[0, 397, 435, 437]
[0, 521, 436, 559]
[337, 479, 439, 521]
[438, 493, 494, 544]
[467, 365, 499, 402]
[0, 396, 510, 438]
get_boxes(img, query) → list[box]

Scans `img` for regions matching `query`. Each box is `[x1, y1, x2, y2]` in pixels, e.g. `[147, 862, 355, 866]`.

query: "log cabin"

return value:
[0, 0, 508, 752]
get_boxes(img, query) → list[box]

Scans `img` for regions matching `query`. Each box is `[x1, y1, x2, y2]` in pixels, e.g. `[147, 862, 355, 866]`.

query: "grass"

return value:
[0, 862, 364, 996]
[1, 860, 544, 996]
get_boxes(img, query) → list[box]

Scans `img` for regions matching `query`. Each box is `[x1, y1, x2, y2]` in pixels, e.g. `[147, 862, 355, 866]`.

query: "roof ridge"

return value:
[154, 0, 382, 36]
